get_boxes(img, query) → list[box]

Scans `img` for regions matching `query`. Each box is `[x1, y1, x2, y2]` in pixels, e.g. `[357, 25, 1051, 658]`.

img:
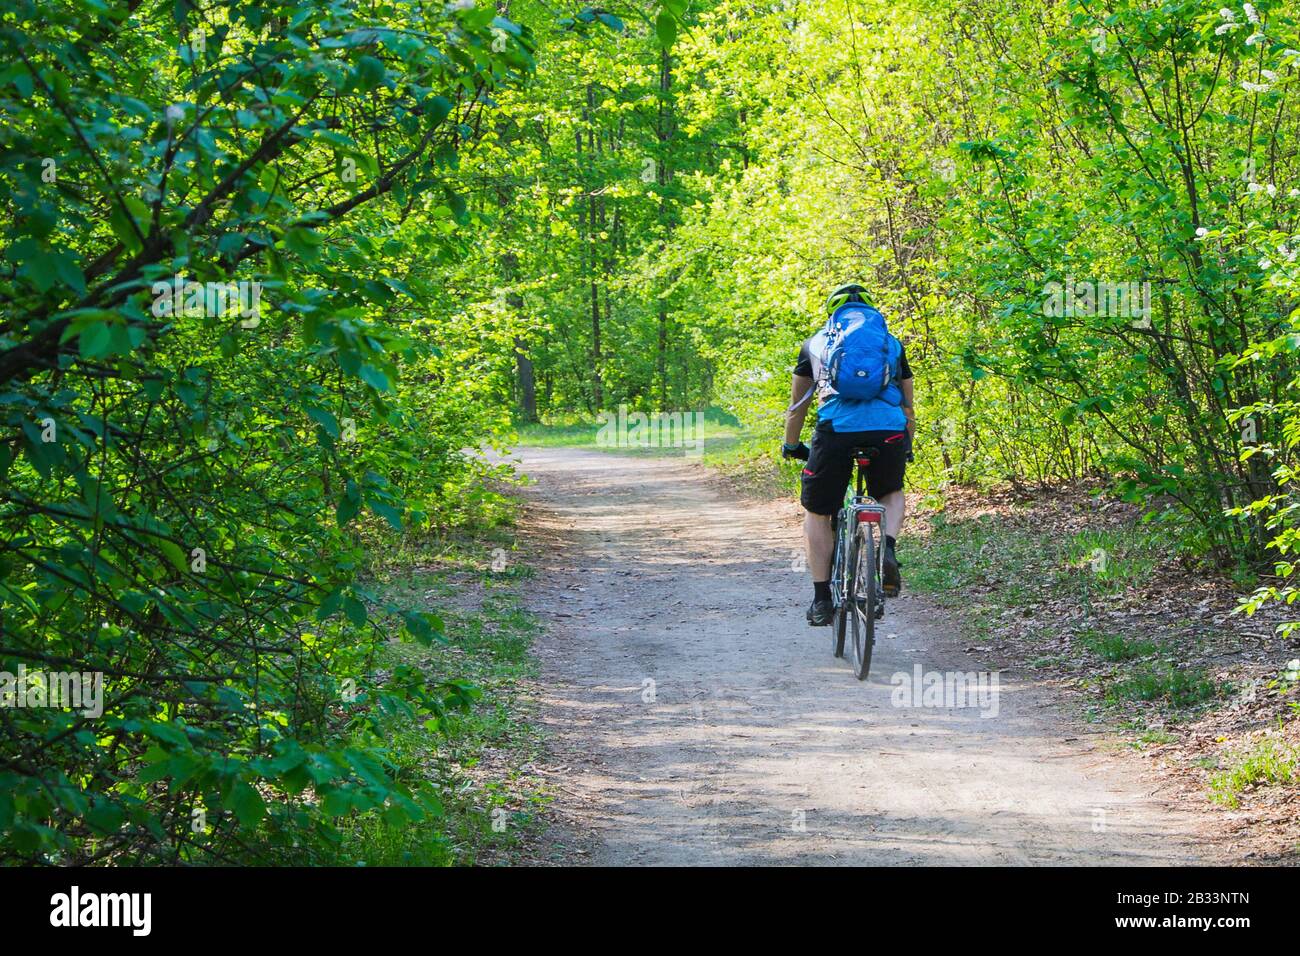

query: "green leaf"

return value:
[427, 95, 453, 126]
[656, 10, 677, 47]
[307, 406, 340, 438]
[337, 480, 362, 526]
[227, 782, 266, 828]
[369, 500, 403, 531]
[77, 322, 112, 360]
[597, 12, 625, 32]
[157, 537, 188, 573]
[353, 55, 385, 90]
[216, 232, 247, 257]
[321, 788, 352, 816]
[343, 596, 368, 627]
[106, 196, 149, 253]
[358, 364, 390, 392]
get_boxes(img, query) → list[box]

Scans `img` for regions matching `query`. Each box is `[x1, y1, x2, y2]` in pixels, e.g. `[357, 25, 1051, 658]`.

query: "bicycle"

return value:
[829, 447, 887, 680]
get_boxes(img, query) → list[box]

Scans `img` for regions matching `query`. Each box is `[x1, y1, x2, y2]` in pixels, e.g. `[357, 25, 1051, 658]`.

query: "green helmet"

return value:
[823, 282, 871, 316]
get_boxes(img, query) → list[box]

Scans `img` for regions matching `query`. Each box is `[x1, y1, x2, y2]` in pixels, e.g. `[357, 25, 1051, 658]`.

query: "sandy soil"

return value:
[512, 446, 1224, 865]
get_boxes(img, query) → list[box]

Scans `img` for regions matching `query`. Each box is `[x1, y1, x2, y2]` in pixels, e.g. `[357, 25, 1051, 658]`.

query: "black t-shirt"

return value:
[794, 339, 912, 380]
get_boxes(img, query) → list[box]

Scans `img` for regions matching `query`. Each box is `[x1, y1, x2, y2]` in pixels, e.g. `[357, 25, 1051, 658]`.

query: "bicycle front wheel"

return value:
[849, 524, 878, 681]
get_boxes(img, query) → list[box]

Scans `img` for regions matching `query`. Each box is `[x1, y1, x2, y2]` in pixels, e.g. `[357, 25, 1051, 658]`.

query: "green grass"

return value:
[334, 531, 548, 866]
[1062, 527, 1170, 592]
[903, 502, 1226, 719]
[1079, 627, 1159, 662]
[905, 512, 1047, 606]
[513, 419, 604, 447]
[1135, 728, 1177, 745]
[699, 432, 805, 499]
[1117, 719, 1178, 747]
[513, 407, 753, 454]
[1209, 736, 1300, 808]
[907, 511, 1185, 607]
[1107, 663, 1218, 708]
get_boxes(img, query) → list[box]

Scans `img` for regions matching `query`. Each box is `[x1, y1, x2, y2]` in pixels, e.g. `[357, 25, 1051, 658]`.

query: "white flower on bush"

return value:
[1291, 188, 1300, 199]
[1195, 226, 1210, 239]
[1216, 23, 1240, 34]
[1243, 3, 1260, 24]
[1261, 69, 1278, 81]
[1248, 181, 1265, 193]
[1220, 7, 1236, 18]
[1246, 32, 1266, 46]
[1260, 257, 1273, 269]
[1242, 80, 1271, 92]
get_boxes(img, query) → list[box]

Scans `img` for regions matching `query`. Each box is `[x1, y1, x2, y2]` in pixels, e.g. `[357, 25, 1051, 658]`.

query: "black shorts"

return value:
[800, 421, 909, 515]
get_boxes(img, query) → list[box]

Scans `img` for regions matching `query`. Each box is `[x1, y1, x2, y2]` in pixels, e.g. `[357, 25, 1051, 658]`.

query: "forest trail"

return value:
[514, 446, 1220, 865]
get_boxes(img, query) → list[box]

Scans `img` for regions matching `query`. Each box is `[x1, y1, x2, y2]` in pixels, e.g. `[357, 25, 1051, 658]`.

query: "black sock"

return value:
[885, 535, 897, 551]
[813, 580, 831, 602]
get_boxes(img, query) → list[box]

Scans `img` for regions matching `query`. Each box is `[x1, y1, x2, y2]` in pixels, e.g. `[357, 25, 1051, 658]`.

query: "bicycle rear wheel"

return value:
[849, 524, 878, 680]
[831, 511, 848, 658]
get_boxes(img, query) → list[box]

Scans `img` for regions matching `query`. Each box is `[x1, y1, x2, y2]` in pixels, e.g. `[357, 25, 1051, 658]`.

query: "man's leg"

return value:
[804, 510, 834, 580]
[879, 488, 905, 540]
[867, 440, 908, 597]
[880, 488, 905, 595]
[799, 426, 851, 626]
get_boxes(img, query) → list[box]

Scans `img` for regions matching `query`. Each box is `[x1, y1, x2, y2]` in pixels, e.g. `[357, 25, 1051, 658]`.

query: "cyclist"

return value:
[782, 283, 914, 626]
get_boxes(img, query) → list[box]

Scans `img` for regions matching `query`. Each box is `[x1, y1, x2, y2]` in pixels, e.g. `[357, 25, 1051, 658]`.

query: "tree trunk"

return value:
[514, 333, 537, 424]
[584, 83, 603, 410]
[656, 47, 674, 409]
[498, 177, 536, 422]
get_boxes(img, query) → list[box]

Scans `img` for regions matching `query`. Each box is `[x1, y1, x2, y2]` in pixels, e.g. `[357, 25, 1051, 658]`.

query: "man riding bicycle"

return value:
[782, 283, 914, 626]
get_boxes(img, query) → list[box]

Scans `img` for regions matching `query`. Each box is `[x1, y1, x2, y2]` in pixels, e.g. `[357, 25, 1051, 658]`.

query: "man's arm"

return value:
[785, 374, 815, 446]
[900, 377, 915, 446]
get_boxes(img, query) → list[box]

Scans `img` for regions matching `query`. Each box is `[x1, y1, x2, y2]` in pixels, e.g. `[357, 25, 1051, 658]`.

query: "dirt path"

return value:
[514, 446, 1220, 865]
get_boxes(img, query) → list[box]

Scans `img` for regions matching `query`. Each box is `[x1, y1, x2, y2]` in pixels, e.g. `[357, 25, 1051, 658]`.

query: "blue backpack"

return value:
[821, 303, 901, 402]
